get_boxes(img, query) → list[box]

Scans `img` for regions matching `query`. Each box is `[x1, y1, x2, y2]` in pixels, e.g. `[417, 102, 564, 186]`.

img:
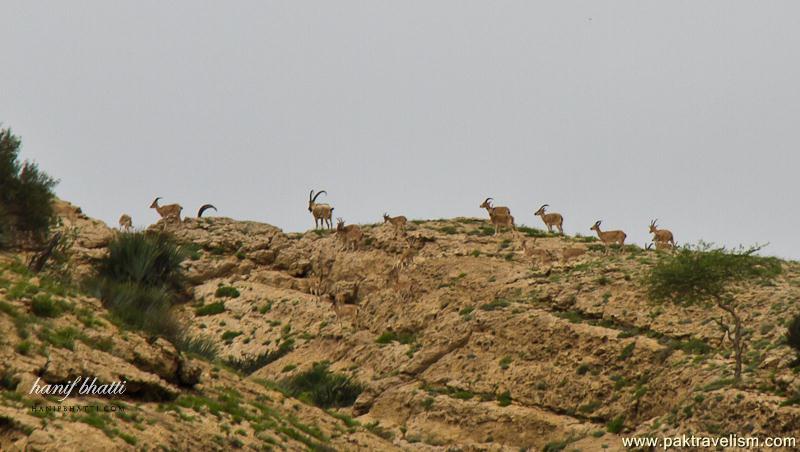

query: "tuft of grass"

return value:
[618, 342, 636, 361]
[375, 330, 416, 345]
[215, 285, 240, 298]
[497, 390, 512, 407]
[607, 415, 625, 433]
[30, 294, 69, 318]
[196, 302, 226, 316]
[279, 361, 362, 409]
[480, 299, 510, 311]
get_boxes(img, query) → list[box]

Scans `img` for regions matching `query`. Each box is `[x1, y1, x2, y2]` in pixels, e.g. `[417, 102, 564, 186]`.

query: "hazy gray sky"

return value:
[3, 2, 799, 258]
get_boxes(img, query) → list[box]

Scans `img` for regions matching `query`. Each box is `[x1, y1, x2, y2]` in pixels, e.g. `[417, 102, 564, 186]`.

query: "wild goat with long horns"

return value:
[308, 190, 334, 229]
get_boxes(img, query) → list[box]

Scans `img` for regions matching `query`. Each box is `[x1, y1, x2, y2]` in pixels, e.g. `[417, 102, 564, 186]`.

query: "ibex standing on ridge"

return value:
[590, 220, 626, 253]
[308, 190, 334, 229]
[383, 213, 407, 236]
[480, 198, 517, 236]
[534, 204, 564, 234]
[150, 197, 183, 224]
[118, 214, 133, 232]
[649, 219, 675, 250]
[336, 218, 363, 251]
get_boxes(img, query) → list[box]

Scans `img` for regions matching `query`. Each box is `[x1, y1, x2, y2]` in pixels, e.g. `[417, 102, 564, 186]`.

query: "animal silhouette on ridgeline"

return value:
[649, 219, 675, 250]
[534, 204, 564, 234]
[383, 213, 407, 236]
[336, 218, 363, 251]
[479, 197, 517, 236]
[590, 220, 627, 253]
[308, 190, 334, 229]
[197, 204, 217, 218]
[118, 214, 133, 232]
[150, 197, 183, 224]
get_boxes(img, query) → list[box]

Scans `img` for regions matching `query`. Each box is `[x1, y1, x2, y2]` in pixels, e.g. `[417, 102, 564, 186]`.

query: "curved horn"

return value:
[311, 190, 327, 203]
[594, 220, 602, 226]
[197, 204, 217, 218]
[309, 190, 314, 202]
[153, 197, 162, 203]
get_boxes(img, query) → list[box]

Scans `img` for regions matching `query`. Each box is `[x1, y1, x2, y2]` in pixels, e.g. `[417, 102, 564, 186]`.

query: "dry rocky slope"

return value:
[2, 200, 800, 451]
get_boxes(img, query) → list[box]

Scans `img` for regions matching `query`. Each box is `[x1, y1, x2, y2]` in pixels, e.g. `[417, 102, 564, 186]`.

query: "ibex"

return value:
[590, 220, 626, 252]
[479, 198, 517, 236]
[328, 294, 359, 328]
[648, 219, 675, 250]
[198, 204, 217, 218]
[150, 197, 183, 223]
[383, 213, 407, 236]
[393, 236, 421, 271]
[534, 204, 564, 234]
[308, 190, 334, 229]
[118, 214, 133, 232]
[336, 218, 363, 251]
[521, 239, 558, 265]
[561, 247, 587, 261]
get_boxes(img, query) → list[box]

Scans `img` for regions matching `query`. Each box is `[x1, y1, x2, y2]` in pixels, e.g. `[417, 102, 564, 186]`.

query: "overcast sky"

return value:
[2, 1, 799, 258]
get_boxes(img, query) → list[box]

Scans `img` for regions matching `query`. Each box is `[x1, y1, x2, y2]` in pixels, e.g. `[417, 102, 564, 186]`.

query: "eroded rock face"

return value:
[5, 205, 800, 451]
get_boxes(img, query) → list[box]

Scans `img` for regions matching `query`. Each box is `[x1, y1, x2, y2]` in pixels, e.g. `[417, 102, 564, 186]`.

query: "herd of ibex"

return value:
[116, 190, 676, 328]
[119, 190, 676, 252]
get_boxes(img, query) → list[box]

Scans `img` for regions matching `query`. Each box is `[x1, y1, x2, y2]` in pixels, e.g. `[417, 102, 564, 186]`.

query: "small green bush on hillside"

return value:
[215, 285, 240, 298]
[279, 362, 362, 409]
[647, 243, 781, 381]
[90, 231, 189, 345]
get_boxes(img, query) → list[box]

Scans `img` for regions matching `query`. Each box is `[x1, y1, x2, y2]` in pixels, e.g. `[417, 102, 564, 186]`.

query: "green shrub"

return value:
[215, 286, 240, 298]
[93, 280, 180, 338]
[30, 294, 68, 318]
[279, 362, 362, 408]
[91, 231, 187, 340]
[97, 231, 187, 292]
[618, 342, 635, 361]
[0, 128, 58, 247]
[497, 390, 512, 407]
[375, 330, 416, 345]
[607, 415, 625, 433]
[196, 302, 226, 316]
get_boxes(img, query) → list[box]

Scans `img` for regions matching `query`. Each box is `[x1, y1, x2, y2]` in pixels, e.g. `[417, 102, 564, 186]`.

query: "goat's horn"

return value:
[484, 197, 493, 204]
[198, 204, 217, 218]
[312, 190, 327, 202]
[153, 197, 162, 203]
[540, 204, 548, 209]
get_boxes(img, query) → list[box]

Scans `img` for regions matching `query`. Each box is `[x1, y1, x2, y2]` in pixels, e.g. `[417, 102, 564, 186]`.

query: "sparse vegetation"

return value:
[196, 301, 226, 316]
[648, 243, 781, 380]
[215, 285, 240, 298]
[279, 362, 362, 409]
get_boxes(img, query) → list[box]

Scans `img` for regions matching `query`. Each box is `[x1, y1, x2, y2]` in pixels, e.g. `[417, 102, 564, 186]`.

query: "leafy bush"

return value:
[0, 128, 58, 247]
[648, 243, 781, 306]
[279, 362, 362, 408]
[215, 285, 240, 298]
[97, 231, 187, 293]
[91, 231, 187, 340]
[30, 294, 69, 318]
[93, 280, 180, 338]
[606, 415, 625, 433]
[196, 302, 226, 316]
[786, 313, 800, 367]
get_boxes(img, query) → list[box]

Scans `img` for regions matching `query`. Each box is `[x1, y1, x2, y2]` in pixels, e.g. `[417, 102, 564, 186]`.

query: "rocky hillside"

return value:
[2, 200, 800, 451]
